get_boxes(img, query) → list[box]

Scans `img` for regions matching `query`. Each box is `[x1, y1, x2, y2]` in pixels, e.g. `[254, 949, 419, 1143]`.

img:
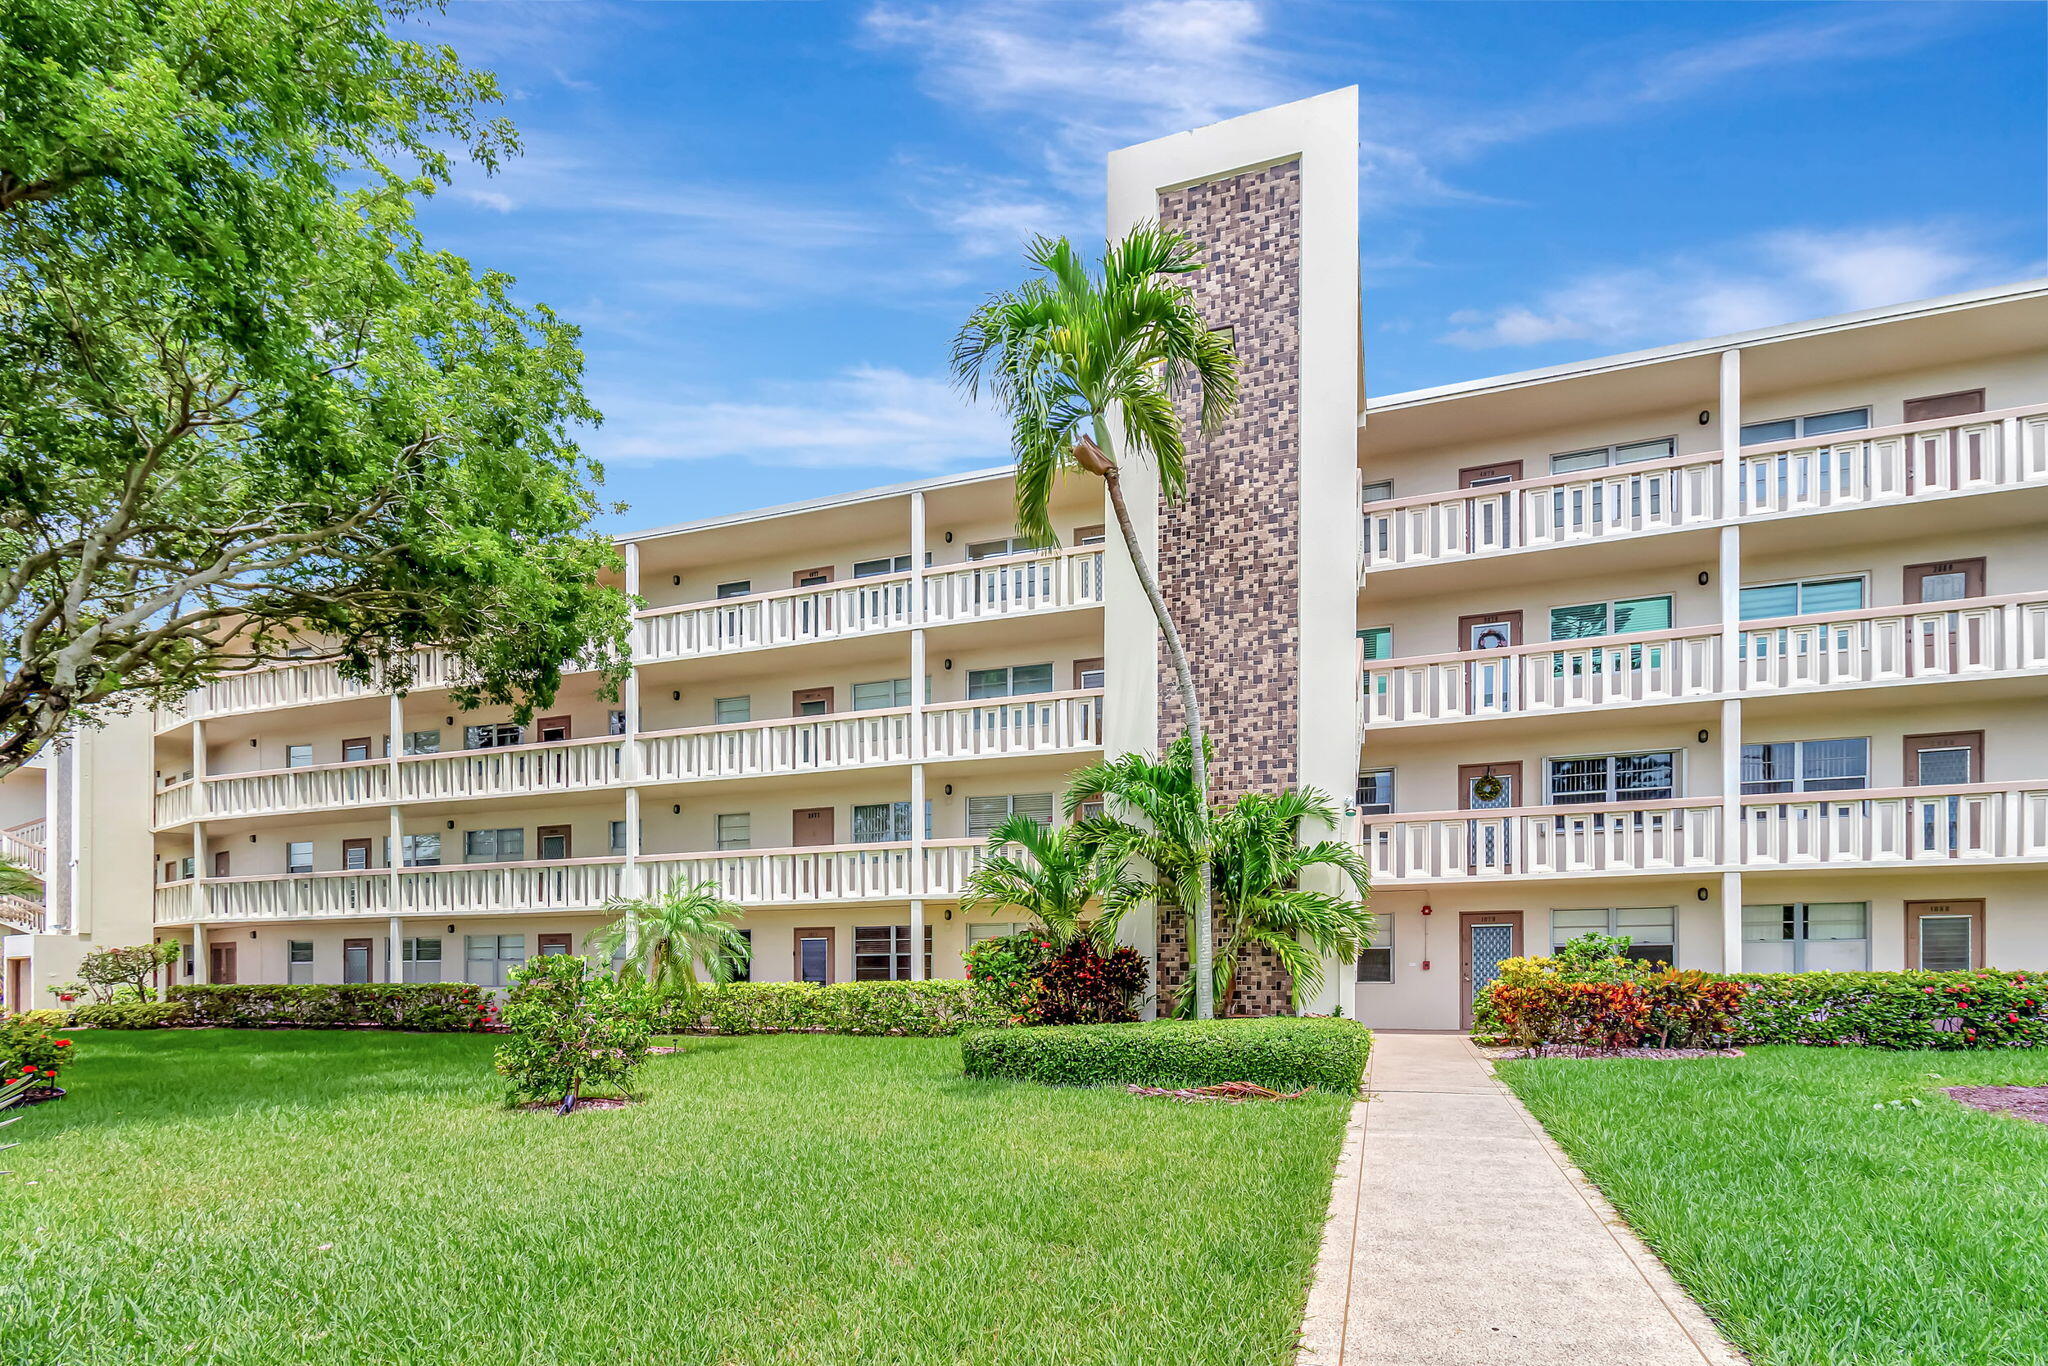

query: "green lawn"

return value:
[1499, 1046, 2048, 1366]
[1, 1030, 1351, 1366]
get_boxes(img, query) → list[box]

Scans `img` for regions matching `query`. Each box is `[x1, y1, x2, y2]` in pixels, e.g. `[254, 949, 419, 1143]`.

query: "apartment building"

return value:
[17, 88, 2048, 1029]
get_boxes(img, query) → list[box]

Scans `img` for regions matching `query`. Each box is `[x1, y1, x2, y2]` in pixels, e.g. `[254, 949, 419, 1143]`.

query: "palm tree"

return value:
[952, 225, 1238, 1018]
[1208, 789, 1373, 1017]
[591, 881, 750, 1000]
[0, 857, 39, 902]
[958, 812, 1144, 952]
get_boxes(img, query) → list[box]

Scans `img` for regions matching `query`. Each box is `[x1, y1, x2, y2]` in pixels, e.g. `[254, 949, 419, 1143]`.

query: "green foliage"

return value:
[961, 1017, 1374, 1093]
[1, 1011, 73, 1088]
[959, 814, 1141, 951]
[1733, 970, 2048, 1050]
[77, 941, 178, 1003]
[0, 0, 628, 774]
[961, 931, 1148, 1026]
[961, 932, 1053, 1020]
[12, 1008, 68, 1029]
[589, 881, 750, 1002]
[1480, 942, 1745, 1051]
[493, 954, 652, 1108]
[701, 981, 1009, 1037]
[0, 855, 36, 901]
[71, 1001, 193, 1029]
[169, 983, 490, 1031]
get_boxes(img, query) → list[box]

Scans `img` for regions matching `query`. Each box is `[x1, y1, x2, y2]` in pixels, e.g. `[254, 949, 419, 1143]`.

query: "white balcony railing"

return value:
[1365, 628, 1720, 726]
[1361, 406, 2048, 572]
[642, 839, 983, 906]
[635, 549, 1104, 664]
[922, 692, 1102, 759]
[397, 739, 624, 802]
[1737, 594, 2048, 693]
[1361, 782, 2048, 883]
[640, 711, 914, 784]
[1, 821, 46, 876]
[1, 893, 44, 932]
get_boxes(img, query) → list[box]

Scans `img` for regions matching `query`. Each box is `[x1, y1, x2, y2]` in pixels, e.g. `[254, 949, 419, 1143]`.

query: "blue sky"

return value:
[401, 1, 2048, 532]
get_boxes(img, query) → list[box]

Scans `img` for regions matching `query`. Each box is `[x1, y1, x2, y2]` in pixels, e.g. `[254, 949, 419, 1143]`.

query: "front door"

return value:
[341, 837, 373, 871]
[794, 928, 834, 984]
[209, 942, 238, 985]
[1906, 732, 1984, 856]
[1458, 762, 1521, 874]
[792, 687, 834, 717]
[1905, 557, 1986, 605]
[342, 937, 373, 984]
[1459, 911, 1523, 1030]
[537, 824, 572, 860]
[537, 932, 574, 956]
[212, 850, 231, 878]
[1906, 899, 1985, 972]
[792, 566, 833, 588]
[1905, 558, 1988, 672]
[1458, 611, 1522, 713]
[792, 807, 835, 847]
[538, 715, 571, 743]
[1458, 462, 1522, 553]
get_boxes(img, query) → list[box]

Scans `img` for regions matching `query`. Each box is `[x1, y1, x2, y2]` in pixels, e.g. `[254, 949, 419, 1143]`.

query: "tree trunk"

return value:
[1095, 425, 1214, 1021]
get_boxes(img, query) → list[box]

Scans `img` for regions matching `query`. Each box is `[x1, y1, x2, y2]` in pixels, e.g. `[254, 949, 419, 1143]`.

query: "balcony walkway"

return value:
[1296, 1032, 1740, 1366]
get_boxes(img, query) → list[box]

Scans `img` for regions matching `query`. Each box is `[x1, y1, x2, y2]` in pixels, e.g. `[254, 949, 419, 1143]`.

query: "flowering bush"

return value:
[1480, 942, 1746, 1053]
[0, 1013, 74, 1096]
[170, 983, 491, 1031]
[493, 955, 653, 1111]
[962, 933, 1052, 1020]
[1734, 970, 2048, 1049]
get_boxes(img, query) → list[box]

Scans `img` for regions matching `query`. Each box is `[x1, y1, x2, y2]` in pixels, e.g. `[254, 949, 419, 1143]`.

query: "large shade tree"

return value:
[951, 227, 1237, 1017]
[0, 0, 631, 778]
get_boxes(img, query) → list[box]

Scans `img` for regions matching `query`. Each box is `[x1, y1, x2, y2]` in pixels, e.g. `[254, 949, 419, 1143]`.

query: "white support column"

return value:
[621, 786, 643, 901]
[387, 805, 404, 969]
[388, 913, 403, 985]
[908, 491, 928, 979]
[387, 692, 404, 793]
[191, 918, 208, 986]
[621, 543, 644, 784]
[190, 718, 209, 818]
[1716, 347, 1745, 973]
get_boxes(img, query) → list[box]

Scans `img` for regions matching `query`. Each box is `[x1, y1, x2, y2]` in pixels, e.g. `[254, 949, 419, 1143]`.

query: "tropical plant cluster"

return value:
[493, 953, 652, 1111]
[1733, 970, 2048, 1049]
[961, 1017, 1374, 1093]
[963, 932, 1149, 1025]
[1, 1011, 73, 1095]
[1478, 937, 1745, 1052]
[168, 983, 493, 1031]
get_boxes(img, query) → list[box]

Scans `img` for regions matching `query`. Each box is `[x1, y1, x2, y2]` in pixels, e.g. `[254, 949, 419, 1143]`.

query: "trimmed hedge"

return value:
[72, 1002, 194, 1029]
[1734, 970, 2048, 1049]
[697, 980, 1007, 1037]
[960, 1017, 1374, 1093]
[168, 983, 491, 1032]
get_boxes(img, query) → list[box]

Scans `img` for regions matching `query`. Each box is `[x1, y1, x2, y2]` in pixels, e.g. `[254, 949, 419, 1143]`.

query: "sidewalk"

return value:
[1296, 1032, 1744, 1366]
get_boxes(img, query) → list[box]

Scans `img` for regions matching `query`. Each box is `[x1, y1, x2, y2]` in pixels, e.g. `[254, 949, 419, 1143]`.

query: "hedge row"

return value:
[72, 1002, 193, 1029]
[960, 1017, 1374, 1093]
[686, 980, 1007, 1037]
[1733, 970, 2048, 1050]
[167, 984, 493, 1032]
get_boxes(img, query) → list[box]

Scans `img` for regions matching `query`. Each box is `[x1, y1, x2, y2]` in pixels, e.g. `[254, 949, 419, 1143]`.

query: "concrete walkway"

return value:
[1296, 1033, 1744, 1366]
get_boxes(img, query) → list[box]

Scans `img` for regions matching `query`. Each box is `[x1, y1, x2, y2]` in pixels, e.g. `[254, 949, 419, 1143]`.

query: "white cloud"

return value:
[590, 367, 1008, 471]
[1440, 222, 2004, 349]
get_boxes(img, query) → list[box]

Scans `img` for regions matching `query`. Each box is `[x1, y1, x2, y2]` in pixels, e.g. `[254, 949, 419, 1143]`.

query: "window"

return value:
[464, 934, 526, 989]
[287, 941, 315, 985]
[1740, 407, 1870, 446]
[339, 737, 371, 763]
[1548, 437, 1674, 475]
[713, 696, 751, 725]
[967, 536, 1036, 560]
[715, 813, 751, 851]
[853, 554, 912, 578]
[1549, 595, 1671, 640]
[1547, 752, 1676, 804]
[1551, 907, 1675, 965]
[1073, 524, 1106, 546]
[853, 802, 910, 843]
[1357, 919, 1393, 983]
[1357, 769, 1394, 815]
[403, 729, 441, 755]
[1742, 902, 1869, 972]
[609, 820, 641, 855]
[967, 793, 1056, 837]
[608, 710, 628, 736]
[1741, 738, 1869, 794]
[286, 841, 314, 874]
[967, 922, 1022, 945]
[286, 744, 314, 768]
[1912, 903, 1981, 971]
[1075, 658, 1105, 690]
[851, 678, 912, 710]
[402, 937, 442, 984]
[967, 663, 1054, 699]
[464, 723, 523, 750]
[463, 828, 524, 863]
[715, 579, 751, 599]
[1916, 745, 1973, 786]
[1358, 626, 1393, 662]
[1361, 480, 1393, 503]
[1738, 576, 1865, 620]
[400, 833, 440, 868]
[852, 925, 933, 981]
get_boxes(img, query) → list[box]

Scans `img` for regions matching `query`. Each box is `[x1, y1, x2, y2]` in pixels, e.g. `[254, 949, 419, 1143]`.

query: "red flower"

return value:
[2011, 1014, 2021, 1024]
[53, 1040, 71, 1048]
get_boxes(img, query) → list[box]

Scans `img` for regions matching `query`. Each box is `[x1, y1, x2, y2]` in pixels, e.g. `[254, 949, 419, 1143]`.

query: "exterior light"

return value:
[1698, 571, 1710, 585]
[1698, 729, 1711, 744]
[1698, 410, 1711, 425]
[1697, 887, 1711, 901]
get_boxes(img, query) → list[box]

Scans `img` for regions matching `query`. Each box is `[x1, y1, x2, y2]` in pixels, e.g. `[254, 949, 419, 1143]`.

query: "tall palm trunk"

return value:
[1092, 422, 1215, 1021]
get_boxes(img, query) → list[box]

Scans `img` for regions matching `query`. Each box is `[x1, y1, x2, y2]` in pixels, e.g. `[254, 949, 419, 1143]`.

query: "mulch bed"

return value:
[1490, 1047, 1746, 1061]
[1943, 1085, 2048, 1125]
[511, 1096, 640, 1113]
[1127, 1081, 1306, 1103]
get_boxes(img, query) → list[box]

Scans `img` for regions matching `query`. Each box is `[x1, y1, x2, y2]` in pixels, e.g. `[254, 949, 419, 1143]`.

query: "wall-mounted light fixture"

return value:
[249, 834, 256, 843]
[672, 575, 681, 586]
[1698, 571, 1711, 586]
[447, 924, 456, 934]
[445, 716, 455, 726]
[944, 784, 954, 796]
[943, 659, 953, 670]
[944, 908, 953, 920]
[944, 531, 954, 543]
[1697, 729, 1711, 744]
[446, 820, 455, 830]
[250, 930, 257, 939]
[672, 804, 681, 815]
[671, 690, 681, 701]
[249, 738, 258, 747]
[1698, 410, 1712, 425]
[1697, 887, 1711, 901]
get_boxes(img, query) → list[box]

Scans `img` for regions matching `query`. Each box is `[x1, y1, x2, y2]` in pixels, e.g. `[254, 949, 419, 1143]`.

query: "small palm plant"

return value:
[952, 225, 1238, 1018]
[1208, 789, 1373, 1017]
[591, 881, 750, 1003]
[959, 813, 1143, 952]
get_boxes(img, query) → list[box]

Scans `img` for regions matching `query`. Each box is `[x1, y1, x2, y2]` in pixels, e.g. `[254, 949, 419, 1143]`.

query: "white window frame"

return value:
[1361, 479, 1393, 503]
[713, 696, 751, 725]
[715, 579, 751, 599]
[1740, 406, 1871, 447]
[285, 744, 314, 769]
[852, 925, 932, 981]
[286, 841, 314, 875]
[463, 828, 524, 863]
[1545, 750, 1679, 805]
[967, 793, 1057, 837]
[1357, 918, 1393, 983]
[1548, 436, 1675, 474]
[1550, 907, 1676, 965]
[851, 678, 912, 711]
[1547, 594, 1672, 640]
[1356, 769, 1394, 815]
[1742, 902, 1871, 972]
[715, 813, 751, 851]
[1738, 574, 1868, 621]
[852, 554, 912, 578]
[967, 663, 1054, 700]
[464, 934, 526, 989]
[403, 729, 441, 755]
[287, 940, 315, 985]
[1740, 737, 1870, 795]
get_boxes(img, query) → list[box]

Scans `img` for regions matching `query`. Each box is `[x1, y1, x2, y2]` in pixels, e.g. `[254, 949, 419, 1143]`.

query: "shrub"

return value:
[79, 942, 180, 1004]
[13, 1009, 70, 1030]
[0, 1013, 74, 1093]
[1734, 970, 2048, 1050]
[702, 980, 1007, 1036]
[72, 1001, 194, 1029]
[961, 1017, 1373, 1093]
[493, 955, 653, 1109]
[1478, 939, 1745, 1052]
[1028, 942, 1149, 1025]
[963, 933, 1051, 1020]
[169, 983, 491, 1032]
